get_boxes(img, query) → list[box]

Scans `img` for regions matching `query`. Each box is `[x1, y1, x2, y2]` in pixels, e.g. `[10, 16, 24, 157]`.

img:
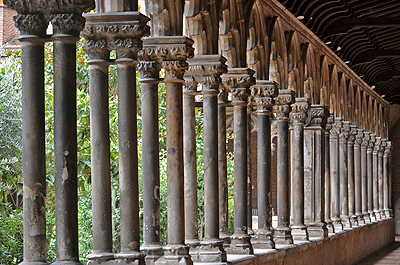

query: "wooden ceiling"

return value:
[277, 0, 400, 104]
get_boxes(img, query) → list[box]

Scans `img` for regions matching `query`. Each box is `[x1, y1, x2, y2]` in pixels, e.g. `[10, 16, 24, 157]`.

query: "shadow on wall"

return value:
[390, 118, 400, 235]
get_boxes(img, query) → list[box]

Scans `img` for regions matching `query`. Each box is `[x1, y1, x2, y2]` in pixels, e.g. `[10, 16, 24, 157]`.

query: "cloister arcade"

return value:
[4, 0, 395, 264]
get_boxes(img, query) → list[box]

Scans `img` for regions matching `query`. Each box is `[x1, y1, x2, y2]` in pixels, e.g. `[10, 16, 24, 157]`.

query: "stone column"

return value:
[250, 80, 278, 249]
[373, 136, 380, 220]
[354, 129, 364, 224]
[290, 98, 310, 241]
[187, 55, 228, 262]
[162, 37, 194, 264]
[222, 68, 255, 254]
[182, 64, 200, 251]
[137, 39, 163, 262]
[218, 86, 230, 246]
[247, 101, 254, 236]
[330, 117, 343, 232]
[384, 141, 392, 217]
[348, 125, 358, 227]
[339, 121, 351, 229]
[273, 89, 295, 244]
[51, 6, 92, 263]
[83, 25, 113, 263]
[324, 115, 335, 233]
[368, 133, 375, 221]
[6, 6, 49, 263]
[378, 140, 385, 219]
[304, 105, 329, 239]
[113, 13, 149, 264]
[361, 132, 371, 223]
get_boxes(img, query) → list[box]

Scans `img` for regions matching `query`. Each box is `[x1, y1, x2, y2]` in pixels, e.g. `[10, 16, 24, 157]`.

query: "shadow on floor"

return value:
[357, 236, 400, 265]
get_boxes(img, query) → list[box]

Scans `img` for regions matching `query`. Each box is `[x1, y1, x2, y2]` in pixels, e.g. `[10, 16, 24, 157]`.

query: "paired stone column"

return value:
[250, 80, 278, 249]
[5, 3, 49, 262]
[368, 133, 375, 221]
[273, 89, 295, 244]
[348, 125, 358, 227]
[378, 140, 385, 219]
[384, 141, 392, 218]
[247, 100, 254, 236]
[222, 68, 255, 254]
[290, 98, 310, 241]
[330, 117, 343, 232]
[304, 105, 329, 239]
[50, 4, 94, 264]
[137, 39, 163, 262]
[361, 132, 371, 223]
[185, 55, 228, 262]
[373, 136, 380, 220]
[354, 129, 364, 224]
[324, 115, 335, 233]
[162, 37, 194, 264]
[339, 121, 351, 229]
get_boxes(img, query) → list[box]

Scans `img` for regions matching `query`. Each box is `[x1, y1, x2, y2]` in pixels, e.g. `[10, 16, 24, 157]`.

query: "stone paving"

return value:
[357, 237, 400, 265]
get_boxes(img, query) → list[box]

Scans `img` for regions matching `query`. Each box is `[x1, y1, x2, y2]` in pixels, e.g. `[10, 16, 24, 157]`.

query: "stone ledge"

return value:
[206, 218, 395, 265]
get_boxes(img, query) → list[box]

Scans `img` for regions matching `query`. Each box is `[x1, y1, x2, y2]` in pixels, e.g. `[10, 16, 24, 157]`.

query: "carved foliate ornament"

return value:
[218, 87, 229, 104]
[273, 89, 295, 119]
[355, 129, 364, 146]
[13, 14, 48, 36]
[251, 81, 278, 112]
[290, 98, 310, 124]
[325, 114, 334, 132]
[222, 68, 255, 105]
[374, 137, 382, 153]
[362, 132, 370, 148]
[83, 38, 109, 60]
[50, 13, 86, 35]
[380, 139, 387, 155]
[137, 61, 161, 80]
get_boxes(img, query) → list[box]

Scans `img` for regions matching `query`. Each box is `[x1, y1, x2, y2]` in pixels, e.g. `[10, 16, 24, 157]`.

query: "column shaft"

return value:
[324, 116, 334, 233]
[384, 142, 391, 217]
[330, 118, 342, 231]
[339, 122, 350, 228]
[53, 39, 81, 263]
[378, 145, 384, 218]
[247, 110, 253, 235]
[183, 93, 198, 244]
[348, 126, 357, 226]
[367, 136, 374, 221]
[373, 137, 380, 220]
[361, 134, 370, 222]
[354, 130, 364, 224]
[21, 40, 48, 264]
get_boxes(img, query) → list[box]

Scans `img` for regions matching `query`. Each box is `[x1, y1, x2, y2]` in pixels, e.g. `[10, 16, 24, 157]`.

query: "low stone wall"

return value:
[229, 218, 395, 265]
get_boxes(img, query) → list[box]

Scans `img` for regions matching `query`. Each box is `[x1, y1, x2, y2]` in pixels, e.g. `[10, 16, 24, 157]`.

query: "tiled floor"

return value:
[357, 237, 400, 265]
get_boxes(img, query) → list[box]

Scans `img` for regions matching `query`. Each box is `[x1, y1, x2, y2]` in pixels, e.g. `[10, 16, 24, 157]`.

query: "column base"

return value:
[325, 219, 334, 234]
[380, 210, 386, 219]
[350, 214, 359, 227]
[225, 234, 254, 254]
[356, 213, 365, 225]
[332, 218, 343, 232]
[385, 209, 392, 218]
[220, 233, 231, 249]
[87, 252, 115, 265]
[340, 216, 352, 229]
[195, 239, 227, 263]
[363, 212, 371, 223]
[20, 262, 50, 265]
[154, 244, 192, 265]
[290, 225, 309, 241]
[141, 244, 164, 265]
[307, 222, 328, 239]
[248, 229, 255, 235]
[113, 251, 145, 265]
[51, 260, 85, 265]
[273, 227, 293, 245]
[251, 229, 275, 249]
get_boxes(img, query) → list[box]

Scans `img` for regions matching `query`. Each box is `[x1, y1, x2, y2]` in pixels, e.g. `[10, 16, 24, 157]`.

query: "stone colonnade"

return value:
[5, 0, 392, 264]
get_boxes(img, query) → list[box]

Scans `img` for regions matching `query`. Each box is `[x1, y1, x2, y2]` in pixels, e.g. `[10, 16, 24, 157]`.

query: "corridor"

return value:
[358, 237, 400, 265]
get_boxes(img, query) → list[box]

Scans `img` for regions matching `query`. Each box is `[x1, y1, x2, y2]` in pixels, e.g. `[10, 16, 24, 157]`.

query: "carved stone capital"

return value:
[222, 68, 255, 105]
[380, 139, 387, 155]
[50, 13, 85, 36]
[339, 121, 351, 142]
[83, 12, 150, 61]
[306, 104, 329, 129]
[163, 61, 188, 80]
[384, 141, 392, 156]
[137, 61, 162, 80]
[362, 132, 370, 148]
[273, 89, 295, 119]
[348, 125, 358, 144]
[250, 80, 278, 113]
[218, 88, 229, 104]
[13, 13, 47, 37]
[368, 134, 376, 151]
[325, 114, 335, 132]
[290, 97, 310, 124]
[374, 137, 382, 153]
[83, 38, 110, 61]
[330, 117, 342, 138]
[355, 129, 364, 146]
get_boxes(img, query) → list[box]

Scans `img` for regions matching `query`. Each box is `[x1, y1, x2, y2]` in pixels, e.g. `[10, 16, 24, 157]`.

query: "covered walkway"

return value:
[357, 237, 400, 265]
